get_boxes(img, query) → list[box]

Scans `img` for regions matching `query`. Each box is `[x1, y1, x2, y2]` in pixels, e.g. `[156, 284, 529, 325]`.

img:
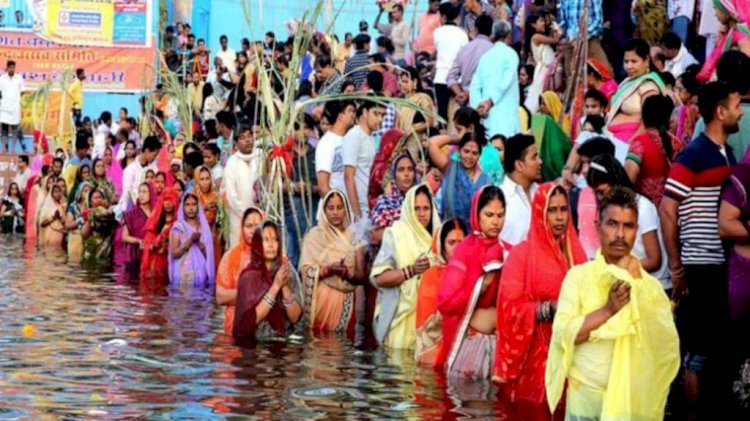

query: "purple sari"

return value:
[723, 153, 750, 321]
[168, 194, 215, 291]
[121, 183, 156, 275]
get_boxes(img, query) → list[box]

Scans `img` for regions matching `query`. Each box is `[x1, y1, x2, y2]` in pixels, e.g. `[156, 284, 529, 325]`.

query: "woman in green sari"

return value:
[64, 181, 94, 261]
[91, 158, 118, 206]
[531, 91, 571, 181]
[81, 187, 117, 265]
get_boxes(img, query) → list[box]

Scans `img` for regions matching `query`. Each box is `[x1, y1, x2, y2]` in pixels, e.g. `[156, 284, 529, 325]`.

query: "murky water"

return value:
[0, 237, 507, 419]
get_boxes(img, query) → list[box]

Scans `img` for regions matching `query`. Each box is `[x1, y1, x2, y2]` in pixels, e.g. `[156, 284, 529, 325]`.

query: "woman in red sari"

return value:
[438, 185, 510, 383]
[494, 183, 586, 412]
[140, 187, 180, 293]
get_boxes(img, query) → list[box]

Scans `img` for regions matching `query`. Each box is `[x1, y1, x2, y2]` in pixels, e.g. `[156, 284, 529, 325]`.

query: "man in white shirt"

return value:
[499, 134, 542, 245]
[388, 4, 411, 64]
[13, 155, 30, 191]
[224, 124, 260, 248]
[316, 100, 356, 198]
[433, 3, 468, 123]
[661, 31, 698, 78]
[0, 60, 25, 153]
[119, 135, 162, 212]
[668, 0, 695, 43]
[343, 98, 384, 220]
[216, 35, 237, 74]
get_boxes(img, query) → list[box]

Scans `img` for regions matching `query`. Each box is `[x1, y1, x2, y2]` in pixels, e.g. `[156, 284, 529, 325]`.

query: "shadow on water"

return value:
[0, 236, 512, 419]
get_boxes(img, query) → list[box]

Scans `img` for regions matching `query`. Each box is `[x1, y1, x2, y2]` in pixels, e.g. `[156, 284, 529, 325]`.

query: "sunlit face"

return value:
[183, 195, 199, 219]
[81, 165, 91, 181]
[94, 160, 106, 177]
[237, 130, 254, 154]
[547, 190, 570, 238]
[262, 226, 279, 261]
[138, 184, 151, 206]
[414, 192, 433, 229]
[198, 168, 212, 193]
[623, 51, 649, 78]
[394, 156, 415, 194]
[155, 174, 166, 194]
[584, 97, 603, 116]
[598, 205, 638, 260]
[459, 140, 480, 170]
[242, 211, 263, 245]
[324, 193, 347, 228]
[145, 170, 155, 184]
[443, 228, 465, 261]
[478, 198, 505, 238]
[518, 144, 542, 181]
[90, 190, 105, 208]
[364, 106, 385, 132]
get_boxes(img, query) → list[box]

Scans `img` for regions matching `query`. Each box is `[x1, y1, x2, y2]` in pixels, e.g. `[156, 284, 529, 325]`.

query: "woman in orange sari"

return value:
[300, 190, 367, 338]
[415, 218, 467, 367]
[494, 183, 586, 412]
[38, 183, 67, 248]
[216, 206, 264, 336]
[140, 187, 180, 293]
[194, 165, 223, 271]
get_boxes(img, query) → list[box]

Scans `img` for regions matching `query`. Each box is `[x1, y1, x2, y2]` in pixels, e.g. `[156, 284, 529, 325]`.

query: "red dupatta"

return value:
[494, 182, 586, 403]
[140, 187, 180, 284]
[437, 186, 511, 368]
[233, 221, 287, 345]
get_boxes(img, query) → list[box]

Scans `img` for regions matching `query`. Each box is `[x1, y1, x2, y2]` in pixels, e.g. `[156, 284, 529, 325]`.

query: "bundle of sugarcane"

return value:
[239, 0, 440, 247]
[560, 0, 588, 141]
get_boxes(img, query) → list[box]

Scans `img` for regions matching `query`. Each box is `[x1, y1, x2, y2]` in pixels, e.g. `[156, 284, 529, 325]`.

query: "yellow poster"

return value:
[45, 0, 114, 45]
[21, 91, 74, 149]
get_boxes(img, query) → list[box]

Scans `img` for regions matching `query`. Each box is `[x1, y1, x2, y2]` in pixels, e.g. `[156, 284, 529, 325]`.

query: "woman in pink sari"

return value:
[494, 183, 587, 413]
[104, 145, 122, 197]
[438, 185, 510, 384]
[122, 182, 155, 277]
[698, 0, 750, 83]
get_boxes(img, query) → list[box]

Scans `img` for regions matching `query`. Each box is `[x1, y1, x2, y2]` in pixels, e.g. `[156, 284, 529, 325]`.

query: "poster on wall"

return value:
[0, 0, 153, 48]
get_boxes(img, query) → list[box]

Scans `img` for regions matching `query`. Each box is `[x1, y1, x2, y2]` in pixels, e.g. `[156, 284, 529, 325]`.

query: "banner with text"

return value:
[0, 0, 153, 48]
[0, 32, 156, 92]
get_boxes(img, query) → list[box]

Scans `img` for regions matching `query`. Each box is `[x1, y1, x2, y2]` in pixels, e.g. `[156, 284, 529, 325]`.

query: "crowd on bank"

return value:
[2, 0, 750, 419]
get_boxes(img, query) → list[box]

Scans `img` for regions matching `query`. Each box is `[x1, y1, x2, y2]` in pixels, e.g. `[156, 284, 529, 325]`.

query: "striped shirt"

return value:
[664, 133, 736, 265]
[557, 0, 604, 40]
[345, 52, 370, 90]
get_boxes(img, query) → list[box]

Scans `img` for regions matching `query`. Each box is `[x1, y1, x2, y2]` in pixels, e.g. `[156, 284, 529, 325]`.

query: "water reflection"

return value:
[0, 237, 506, 419]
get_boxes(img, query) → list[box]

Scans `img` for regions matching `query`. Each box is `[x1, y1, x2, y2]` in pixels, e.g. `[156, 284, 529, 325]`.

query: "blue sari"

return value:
[441, 161, 492, 224]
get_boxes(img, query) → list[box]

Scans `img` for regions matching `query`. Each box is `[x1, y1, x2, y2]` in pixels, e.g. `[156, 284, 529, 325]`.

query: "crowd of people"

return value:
[2, 0, 750, 419]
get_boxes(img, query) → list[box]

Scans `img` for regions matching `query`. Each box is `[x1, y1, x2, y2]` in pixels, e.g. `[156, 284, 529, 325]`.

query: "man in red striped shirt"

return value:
[660, 81, 742, 414]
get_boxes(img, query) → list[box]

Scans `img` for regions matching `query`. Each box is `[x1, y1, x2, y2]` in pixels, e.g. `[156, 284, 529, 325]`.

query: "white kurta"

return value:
[224, 151, 260, 248]
[0, 74, 25, 125]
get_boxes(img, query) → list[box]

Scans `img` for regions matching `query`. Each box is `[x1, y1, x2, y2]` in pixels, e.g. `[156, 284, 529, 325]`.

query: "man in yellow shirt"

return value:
[68, 68, 85, 127]
[546, 186, 679, 420]
[186, 70, 204, 118]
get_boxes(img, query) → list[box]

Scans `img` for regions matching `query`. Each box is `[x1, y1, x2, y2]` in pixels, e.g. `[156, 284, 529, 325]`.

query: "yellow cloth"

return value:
[62, 164, 78, 195]
[69, 79, 83, 109]
[371, 184, 440, 349]
[187, 81, 205, 114]
[540, 90, 570, 135]
[545, 251, 679, 420]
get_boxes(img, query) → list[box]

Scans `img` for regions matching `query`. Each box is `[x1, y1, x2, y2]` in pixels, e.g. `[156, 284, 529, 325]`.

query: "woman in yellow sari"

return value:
[371, 184, 440, 350]
[532, 91, 572, 181]
[38, 183, 67, 248]
[194, 165, 223, 272]
[300, 190, 367, 338]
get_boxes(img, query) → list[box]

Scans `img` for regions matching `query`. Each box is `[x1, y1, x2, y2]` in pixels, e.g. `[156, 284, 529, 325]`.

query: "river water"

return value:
[0, 236, 508, 419]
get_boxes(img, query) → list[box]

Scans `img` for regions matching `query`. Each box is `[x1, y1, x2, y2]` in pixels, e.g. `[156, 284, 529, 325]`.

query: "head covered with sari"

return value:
[169, 192, 216, 289]
[193, 165, 219, 223]
[698, 0, 750, 82]
[233, 220, 289, 342]
[123, 182, 156, 231]
[370, 152, 418, 230]
[533, 92, 572, 180]
[368, 129, 406, 209]
[144, 186, 180, 235]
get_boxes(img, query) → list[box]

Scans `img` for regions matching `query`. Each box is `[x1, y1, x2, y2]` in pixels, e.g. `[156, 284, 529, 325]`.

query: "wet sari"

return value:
[23, 175, 41, 242]
[82, 203, 117, 264]
[140, 187, 180, 291]
[233, 221, 304, 343]
[1, 193, 24, 234]
[415, 218, 463, 367]
[371, 184, 440, 349]
[439, 186, 510, 381]
[168, 194, 216, 291]
[38, 187, 67, 248]
[495, 183, 587, 406]
[107, 145, 124, 196]
[216, 206, 264, 336]
[193, 165, 223, 272]
[66, 182, 93, 259]
[122, 183, 155, 275]
[301, 190, 362, 337]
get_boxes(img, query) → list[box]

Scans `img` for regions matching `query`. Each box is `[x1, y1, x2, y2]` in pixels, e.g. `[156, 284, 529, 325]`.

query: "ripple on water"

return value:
[0, 236, 510, 418]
